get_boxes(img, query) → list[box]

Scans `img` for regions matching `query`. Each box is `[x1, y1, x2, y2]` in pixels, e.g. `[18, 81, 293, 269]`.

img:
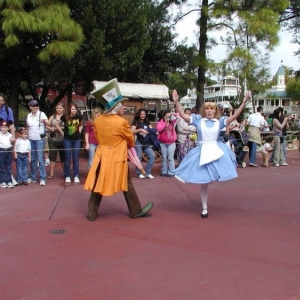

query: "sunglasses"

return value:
[30, 105, 39, 107]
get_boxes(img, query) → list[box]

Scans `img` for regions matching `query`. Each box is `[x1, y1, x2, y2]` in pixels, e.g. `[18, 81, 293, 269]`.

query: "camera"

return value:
[40, 133, 46, 138]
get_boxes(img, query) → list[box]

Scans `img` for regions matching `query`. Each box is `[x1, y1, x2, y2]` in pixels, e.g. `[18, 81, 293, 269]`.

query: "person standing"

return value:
[46, 103, 65, 179]
[26, 99, 50, 186]
[131, 109, 155, 179]
[172, 90, 251, 218]
[176, 108, 197, 164]
[0, 92, 18, 186]
[0, 92, 15, 136]
[84, 78, 153, 221]
[272, 109, 288, 167]
[56, 102, 83, 184]
[277, 107, 289, 161]
[247, 106, 264, 167]
[14, 127, 31, 184]
[85, 107, 101, 169]
[157, 111, 179, 176]
[0, 121, 15, 188]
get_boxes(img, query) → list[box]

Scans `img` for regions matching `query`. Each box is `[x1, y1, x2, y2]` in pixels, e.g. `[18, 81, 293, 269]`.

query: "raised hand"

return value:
[172, 90, 179, 103]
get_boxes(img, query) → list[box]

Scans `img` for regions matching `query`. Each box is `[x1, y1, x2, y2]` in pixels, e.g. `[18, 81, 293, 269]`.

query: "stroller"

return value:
[229, 130, 250, 168]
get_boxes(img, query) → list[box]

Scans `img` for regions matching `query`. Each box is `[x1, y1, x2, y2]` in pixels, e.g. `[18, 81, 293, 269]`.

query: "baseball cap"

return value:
[218, 103, 224, 109]
[28, 99, 39, 106]
[1, 121, 8, 127]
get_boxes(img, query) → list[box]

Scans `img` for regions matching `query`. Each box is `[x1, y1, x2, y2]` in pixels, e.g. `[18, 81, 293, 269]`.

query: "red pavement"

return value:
[1, 151, 300, 300]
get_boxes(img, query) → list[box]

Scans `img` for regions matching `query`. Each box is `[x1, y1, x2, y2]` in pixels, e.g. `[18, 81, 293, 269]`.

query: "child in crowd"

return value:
[0, 121, 15, 188]
[261, 136, 273, 167]
[14, 127, 31, 185]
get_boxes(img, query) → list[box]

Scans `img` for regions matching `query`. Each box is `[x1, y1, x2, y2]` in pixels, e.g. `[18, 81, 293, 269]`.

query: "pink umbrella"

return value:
[127, 147, 146, 175]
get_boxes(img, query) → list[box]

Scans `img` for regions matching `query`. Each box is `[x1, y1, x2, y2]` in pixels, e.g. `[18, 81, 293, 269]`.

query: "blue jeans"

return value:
[135, 140, 155, 175]
[29, 139, 46, 181]
[160, 142, 176, 175]
[248, 141, 257, 164]
[16, 153, 29, 182]
[88, 143, 98, 168]
[0, 150, 13, 183]
[281, 136, 287, 161]
[63, 138, 81, 178]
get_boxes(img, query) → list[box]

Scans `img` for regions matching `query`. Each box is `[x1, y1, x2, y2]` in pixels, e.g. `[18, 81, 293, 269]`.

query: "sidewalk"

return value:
[1, 151, 300, 300]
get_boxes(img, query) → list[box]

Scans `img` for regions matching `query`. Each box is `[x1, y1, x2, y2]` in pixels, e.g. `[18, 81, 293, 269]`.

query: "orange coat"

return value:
[84, 115, 135, 196]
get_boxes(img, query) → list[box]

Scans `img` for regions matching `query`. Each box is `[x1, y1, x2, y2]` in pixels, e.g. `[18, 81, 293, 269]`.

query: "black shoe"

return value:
[201, 209, 208, 218]
[131, 202, 154, 218]
[160, 174, 166, 177]
[166, 174, 175, 177]
[87, 213, 97, 221]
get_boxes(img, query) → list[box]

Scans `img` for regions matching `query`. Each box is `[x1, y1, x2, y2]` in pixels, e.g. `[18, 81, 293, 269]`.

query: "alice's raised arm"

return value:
[226, 92, 252, 125]
[172, 90, 191, 124]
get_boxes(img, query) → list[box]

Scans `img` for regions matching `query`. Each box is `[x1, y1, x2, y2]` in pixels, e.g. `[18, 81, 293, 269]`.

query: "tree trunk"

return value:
[196, 0, 208, 109]
[8, 51, 21, 127]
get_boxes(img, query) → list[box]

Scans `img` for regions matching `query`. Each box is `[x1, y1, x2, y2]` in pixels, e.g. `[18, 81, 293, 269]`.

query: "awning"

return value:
[92, 81, 169, 100]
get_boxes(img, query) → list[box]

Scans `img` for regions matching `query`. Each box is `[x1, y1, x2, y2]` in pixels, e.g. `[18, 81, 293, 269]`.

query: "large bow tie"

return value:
[202, 118, 218, 122]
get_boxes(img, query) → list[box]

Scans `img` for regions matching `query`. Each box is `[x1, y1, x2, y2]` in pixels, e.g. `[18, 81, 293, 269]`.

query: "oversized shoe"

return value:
[87, 213, 97, 221]
[130, 202, 154, 218]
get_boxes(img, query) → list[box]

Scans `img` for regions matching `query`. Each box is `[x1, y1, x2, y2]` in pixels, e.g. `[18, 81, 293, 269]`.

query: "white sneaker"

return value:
[1, 182, 7, 188]
[65, 177, 71, 183]
[138, 174, 145, 179]
[11, 175, 18, 186]
[7, 182, 14, 189]
[145, 174, 155, 179]
[27, 179, 36, 183]
[40, 180, 46, 186]
[74, 176, 80, 183]
[45, 159, 50, 167]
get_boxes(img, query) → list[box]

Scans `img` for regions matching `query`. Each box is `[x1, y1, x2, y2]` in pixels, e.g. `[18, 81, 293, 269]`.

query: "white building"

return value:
[180, 75, 247, 110]
[254, 65, 299, 117]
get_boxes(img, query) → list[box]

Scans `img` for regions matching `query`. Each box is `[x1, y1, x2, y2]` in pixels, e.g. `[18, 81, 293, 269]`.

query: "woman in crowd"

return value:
[26, 99, 50, 186]
[172, 90, 251, 218]
[46, 103, 65, 179]
[272, 109, 288, 167]
[85, 107, 101, 169]
[176, 108, 197, 164]
[131, 109, 155, 179]
[157, 111, 179, 177]
[56, 102, 83, 183]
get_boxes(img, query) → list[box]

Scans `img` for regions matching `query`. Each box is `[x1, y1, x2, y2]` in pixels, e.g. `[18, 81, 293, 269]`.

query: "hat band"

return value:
[104, 94, 123, 110]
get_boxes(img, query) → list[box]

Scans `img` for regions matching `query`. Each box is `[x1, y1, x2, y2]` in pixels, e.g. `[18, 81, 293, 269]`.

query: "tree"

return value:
[0, 0, 84, 122]
[279, 0, 300, 58]
[169, 0, 289, 108]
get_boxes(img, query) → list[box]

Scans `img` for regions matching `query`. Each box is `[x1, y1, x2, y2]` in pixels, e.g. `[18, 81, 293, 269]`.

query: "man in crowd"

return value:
[0, 92, 15, 136]
[247, 106, 264, 167]
[0, 92, 18, 185]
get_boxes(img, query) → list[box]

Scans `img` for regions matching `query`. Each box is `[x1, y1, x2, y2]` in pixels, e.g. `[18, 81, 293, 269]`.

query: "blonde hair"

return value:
[90, 107, 101, 125]
[200, 102, 221, 119]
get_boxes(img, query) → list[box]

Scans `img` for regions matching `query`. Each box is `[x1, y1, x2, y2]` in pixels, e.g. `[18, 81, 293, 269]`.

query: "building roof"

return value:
[277, 65, 285, 76]
[256, 90, 288, 99]
[92, 81, 169, 100]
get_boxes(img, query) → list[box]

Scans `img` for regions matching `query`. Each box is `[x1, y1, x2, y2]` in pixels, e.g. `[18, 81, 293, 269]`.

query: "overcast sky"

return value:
[173, 8, 300, 77]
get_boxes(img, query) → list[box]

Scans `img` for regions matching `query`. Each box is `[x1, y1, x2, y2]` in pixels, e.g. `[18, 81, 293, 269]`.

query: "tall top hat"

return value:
[91, 78, 128, 113]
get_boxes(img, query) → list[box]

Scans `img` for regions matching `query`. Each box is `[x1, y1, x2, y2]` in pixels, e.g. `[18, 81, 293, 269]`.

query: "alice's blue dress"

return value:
[174, 115, 237, 184]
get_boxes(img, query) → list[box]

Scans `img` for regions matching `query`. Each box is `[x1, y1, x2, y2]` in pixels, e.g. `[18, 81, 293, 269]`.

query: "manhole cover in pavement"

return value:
[49, 229, 67, 234]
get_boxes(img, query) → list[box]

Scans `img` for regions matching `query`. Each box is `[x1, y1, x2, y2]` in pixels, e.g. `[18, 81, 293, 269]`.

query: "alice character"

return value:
[172, 90, 251, 218]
